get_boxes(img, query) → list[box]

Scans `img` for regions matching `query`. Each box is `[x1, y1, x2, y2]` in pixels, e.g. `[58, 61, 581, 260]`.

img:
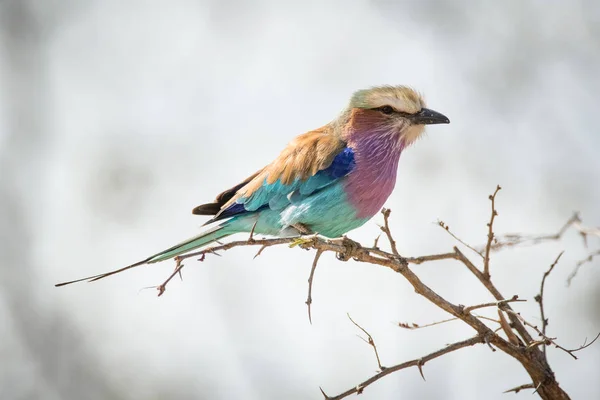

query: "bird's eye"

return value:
[380, 105, 394, 114]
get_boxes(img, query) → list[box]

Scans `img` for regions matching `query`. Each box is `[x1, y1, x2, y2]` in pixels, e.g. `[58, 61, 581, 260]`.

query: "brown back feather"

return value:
[218, 124, 343, 213]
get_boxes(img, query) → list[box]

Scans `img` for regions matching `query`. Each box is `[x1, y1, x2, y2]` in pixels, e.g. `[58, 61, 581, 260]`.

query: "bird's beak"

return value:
[411, 108, 450, 125]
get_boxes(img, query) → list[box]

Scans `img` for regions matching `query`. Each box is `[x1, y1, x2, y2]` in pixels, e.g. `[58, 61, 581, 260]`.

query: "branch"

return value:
[535, 251, 564, 356]
[453, 247, 535, 346]
[306, 250, 323, 324]
[483, 185, 501, 277]
[438, 220, 484, 259]
[504, 309, 599, 360]
[462, 295, 525, 314]
[380, 208, 399, 256]
[398, 314, 500, 330]
[567, 249, 600, 286]
[55, 188, 597, 400]
[504, 383, 536, 394]
[320, 335, 485, 400]
[489, 212, 581, 252]
[347, 314, 385, 372]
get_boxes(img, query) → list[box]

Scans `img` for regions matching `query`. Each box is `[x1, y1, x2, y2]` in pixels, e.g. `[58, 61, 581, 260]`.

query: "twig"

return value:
[406, 252, 458, 265]
[504, 309, 599, 360]
[437, 220, 484, 259]
[483, 185, 501, 277]
[462, 295, 525, 313]
[380, 208, 399, 256]
[488, 212, 581, 252]
[504, 383, 535, 394]
[347, 314, 385, 372]
[498, 309, 521, 346]
[323, 335, 484, 400]
[306, 250, 323, 324]
[453, 247, 535, 346]
[372, 234, 381, 249]
[535, 251, 564, 356]
[398, 317, 458, 330]
[398, 315, 500, 330]
[567, 249, 600, 286]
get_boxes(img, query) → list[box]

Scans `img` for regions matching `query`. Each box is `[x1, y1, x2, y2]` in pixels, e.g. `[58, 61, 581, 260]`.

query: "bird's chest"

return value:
[344, 137, 403, 219]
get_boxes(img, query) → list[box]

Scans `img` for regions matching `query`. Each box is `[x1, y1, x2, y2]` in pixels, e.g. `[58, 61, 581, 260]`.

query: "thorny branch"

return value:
[55, 187, 599, 400]
[535, 252, 564, 357]
[306, 250, 323, 324]
[320, 335, 485, 400]
[347, 314, 385, 372]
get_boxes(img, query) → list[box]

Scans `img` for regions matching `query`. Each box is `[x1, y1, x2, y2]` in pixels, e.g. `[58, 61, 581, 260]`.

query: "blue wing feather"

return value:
[209, 147, 355, 223]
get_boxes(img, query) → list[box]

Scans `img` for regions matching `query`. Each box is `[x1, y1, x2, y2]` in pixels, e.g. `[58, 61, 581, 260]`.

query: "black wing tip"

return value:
[192, 202, 221, 216]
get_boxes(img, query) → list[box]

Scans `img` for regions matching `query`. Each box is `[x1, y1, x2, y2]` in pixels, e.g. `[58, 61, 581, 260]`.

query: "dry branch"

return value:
[320, 335, 486, 400]
[55, 187, 599, 400]
[347, 314, 385, 372]
[483, 185, 501, 277]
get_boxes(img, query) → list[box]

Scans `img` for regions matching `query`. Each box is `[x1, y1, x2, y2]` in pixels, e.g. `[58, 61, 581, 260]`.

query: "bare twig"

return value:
[323, 335, 485, 400]
[567, 249, 600, 286]
[462, 295, 525, 314]
[535, 252, 564, 356]
[380, 208, 399, 256]
[406, 252, 458, 264]
[372, 234, 381, 249]
[483, 185, 501, 277]
[398, 317, 458, 330]
[489, 212, 581, 252]
[498, 309, 521, 346]
[248, 219, 259, 242]
[438, 220, 484, 259]
[504, 383, 536, 394]
[347, 314, 385, 372]
[306, 250, 324, 324]
[453, 247, 535, 346]
[504, 309, 599, 360]
[398, 315, 500, 330]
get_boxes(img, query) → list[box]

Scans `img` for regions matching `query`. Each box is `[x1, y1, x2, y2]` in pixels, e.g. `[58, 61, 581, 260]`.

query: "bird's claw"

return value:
[337, 236, 360, 261]
[289, 236, 316, 248]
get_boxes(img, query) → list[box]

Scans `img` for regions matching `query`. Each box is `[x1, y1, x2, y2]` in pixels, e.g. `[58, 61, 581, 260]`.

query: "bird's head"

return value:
[341, 85, 449, 147]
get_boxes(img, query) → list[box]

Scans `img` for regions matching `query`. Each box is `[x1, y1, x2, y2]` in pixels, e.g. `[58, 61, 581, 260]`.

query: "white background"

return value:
[1, 1, 599, 399]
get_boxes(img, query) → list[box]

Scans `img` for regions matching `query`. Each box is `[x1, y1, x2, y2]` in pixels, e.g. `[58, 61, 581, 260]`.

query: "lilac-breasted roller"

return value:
[57, 85, 449, 286]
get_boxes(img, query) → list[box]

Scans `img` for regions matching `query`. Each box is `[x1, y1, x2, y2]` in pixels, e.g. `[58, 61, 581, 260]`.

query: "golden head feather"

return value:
[349, 85, 425, 114]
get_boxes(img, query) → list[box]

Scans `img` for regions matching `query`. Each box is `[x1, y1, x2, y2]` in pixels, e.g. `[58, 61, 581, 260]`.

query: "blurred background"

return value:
[1, 0, 599, 399]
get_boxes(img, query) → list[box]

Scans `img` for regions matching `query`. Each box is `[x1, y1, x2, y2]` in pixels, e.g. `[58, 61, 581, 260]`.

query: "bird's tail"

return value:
[55, 222, 233, 287]
[145, 223, 232, 264]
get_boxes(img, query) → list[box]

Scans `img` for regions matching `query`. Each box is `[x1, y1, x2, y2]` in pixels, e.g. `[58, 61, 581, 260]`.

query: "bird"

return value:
[56, 85, 449, 286]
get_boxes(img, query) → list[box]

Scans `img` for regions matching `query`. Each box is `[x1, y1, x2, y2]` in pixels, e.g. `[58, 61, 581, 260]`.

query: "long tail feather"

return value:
[55, 223, 232, 287]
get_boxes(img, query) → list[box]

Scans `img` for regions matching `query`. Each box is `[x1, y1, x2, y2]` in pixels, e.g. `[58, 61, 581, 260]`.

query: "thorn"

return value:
[484, 335, 496, 352]
[248, 219, 258, 242]
[319, 387, 331, 400]
[417, 359, 426, 381]
[254, 245, 268, 259]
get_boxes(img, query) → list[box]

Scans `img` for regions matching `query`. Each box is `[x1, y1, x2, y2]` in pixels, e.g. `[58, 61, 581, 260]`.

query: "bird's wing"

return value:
[192, 126, 355, 225]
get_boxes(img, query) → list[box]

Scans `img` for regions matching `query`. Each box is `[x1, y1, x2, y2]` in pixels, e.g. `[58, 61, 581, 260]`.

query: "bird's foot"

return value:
[289, 236, 317, 248]
[337, 235, 360, 261]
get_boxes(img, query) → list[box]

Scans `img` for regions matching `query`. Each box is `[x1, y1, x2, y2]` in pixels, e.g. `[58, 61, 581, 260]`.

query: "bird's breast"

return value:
[344, 133, 404, 219]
